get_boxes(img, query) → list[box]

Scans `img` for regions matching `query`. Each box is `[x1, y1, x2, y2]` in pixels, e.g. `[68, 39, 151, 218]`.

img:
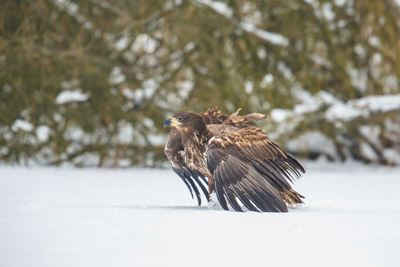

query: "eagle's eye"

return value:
[178, 117, 183, 122]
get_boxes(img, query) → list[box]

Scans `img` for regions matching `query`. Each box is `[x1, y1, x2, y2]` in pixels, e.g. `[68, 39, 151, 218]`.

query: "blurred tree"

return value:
[0, 0, 399, 166]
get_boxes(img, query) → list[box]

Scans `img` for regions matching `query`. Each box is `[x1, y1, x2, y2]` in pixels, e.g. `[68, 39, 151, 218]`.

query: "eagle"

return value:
[163, 107, 305, 212]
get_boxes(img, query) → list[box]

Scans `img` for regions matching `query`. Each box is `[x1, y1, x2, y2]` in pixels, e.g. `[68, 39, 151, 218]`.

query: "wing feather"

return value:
[184, 172, 202, 205]
[190, 170, 209, 202]
[231, 185, 259, 212]
[210, 151, 288, 212]
[172, 164, 209, 206]
[215, 179, 229, 210]
[227, 160, 265, 211]
[172, 166, 194, 198]
[206, 126, 304, 212]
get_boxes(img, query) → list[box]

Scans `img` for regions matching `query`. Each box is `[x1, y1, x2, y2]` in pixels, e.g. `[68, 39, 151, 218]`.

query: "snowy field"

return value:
[1, 161, 399, 267]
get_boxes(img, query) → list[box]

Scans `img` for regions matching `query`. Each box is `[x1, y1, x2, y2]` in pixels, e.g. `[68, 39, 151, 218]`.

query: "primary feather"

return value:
[164, 107, 305, 212]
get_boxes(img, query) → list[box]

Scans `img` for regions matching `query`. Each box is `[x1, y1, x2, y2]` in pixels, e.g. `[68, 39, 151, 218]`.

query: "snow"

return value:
[268, 91, 400, 163]
[286, 131, 337, 159]
[122, 87, 144, 103]
[321, 2, 335, 21]
[325, 101, 365, 122]
[177, 80, 194, 98]
[326, 94, 400, 122]
[194, 0, 233, 17]
[270, 108, 291, 123]
[131, 34, 157, 54]
[1, 162, 400, 267]
[116, 122, 134, 144]
[239, 21, 289, 46]
[359, 125, 381, 147]
[115, 37, 129, 51]
[334, 0, 346, 7]
[55, 89, 90, 104]
[346, 64, 368, 92]
[194, 0, 289, 46]
[260, 73, 273, 88]
[36, 125, 51, 142]
[271, 90, 400, 125]
[108, 67, 125, 85]
[359, 142, 378, 161]
[54, 0, 79, 14]
[383, 149, 400, 165]
[148, 134, 167, 146]
[244, 80, 253, 94]
[257, 48, 267, 60]
[11, 119, 33, 132]
[184, 41, 195, 52]
[354, 94, 400, 113]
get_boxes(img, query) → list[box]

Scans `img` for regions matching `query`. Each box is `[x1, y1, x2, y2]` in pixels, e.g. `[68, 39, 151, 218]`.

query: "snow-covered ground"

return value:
[1, 161, 399, 267]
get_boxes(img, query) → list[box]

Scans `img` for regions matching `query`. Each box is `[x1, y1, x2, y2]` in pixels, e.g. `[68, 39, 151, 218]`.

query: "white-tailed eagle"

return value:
[164, 107, 305, 212]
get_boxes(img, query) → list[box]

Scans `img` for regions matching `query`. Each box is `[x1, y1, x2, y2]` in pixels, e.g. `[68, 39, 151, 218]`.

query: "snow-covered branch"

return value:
[325, 94, 400, 122]
[269, 91, 400, 164]
[271, 91, 400, 125]
[192, 0, 289, 46]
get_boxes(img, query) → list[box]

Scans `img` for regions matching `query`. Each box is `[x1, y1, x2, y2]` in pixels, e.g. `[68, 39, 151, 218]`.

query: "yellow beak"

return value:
[163, 117, 182, 128]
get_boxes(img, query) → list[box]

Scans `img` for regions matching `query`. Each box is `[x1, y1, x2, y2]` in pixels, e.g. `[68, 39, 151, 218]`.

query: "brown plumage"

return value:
[163, 107, 305, 212]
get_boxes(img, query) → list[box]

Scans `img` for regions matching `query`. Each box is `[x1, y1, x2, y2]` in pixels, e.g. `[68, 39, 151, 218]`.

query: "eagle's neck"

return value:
[182, 127, 211, 151]
[181, 124, 212, 174]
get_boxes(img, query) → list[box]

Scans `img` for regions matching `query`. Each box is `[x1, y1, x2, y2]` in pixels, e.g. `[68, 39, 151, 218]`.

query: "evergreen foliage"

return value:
[1, 0, 399, 166]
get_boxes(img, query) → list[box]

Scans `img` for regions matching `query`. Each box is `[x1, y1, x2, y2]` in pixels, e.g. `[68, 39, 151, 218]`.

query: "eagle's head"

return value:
[163, 112, 205, 132]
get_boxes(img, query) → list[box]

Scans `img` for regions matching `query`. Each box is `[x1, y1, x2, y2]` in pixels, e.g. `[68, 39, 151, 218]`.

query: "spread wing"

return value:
[172, 163, 209, 206]
[206, 126, 305, 212]
[164, 127, 209, 205]
[201, 107, 267, 127]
